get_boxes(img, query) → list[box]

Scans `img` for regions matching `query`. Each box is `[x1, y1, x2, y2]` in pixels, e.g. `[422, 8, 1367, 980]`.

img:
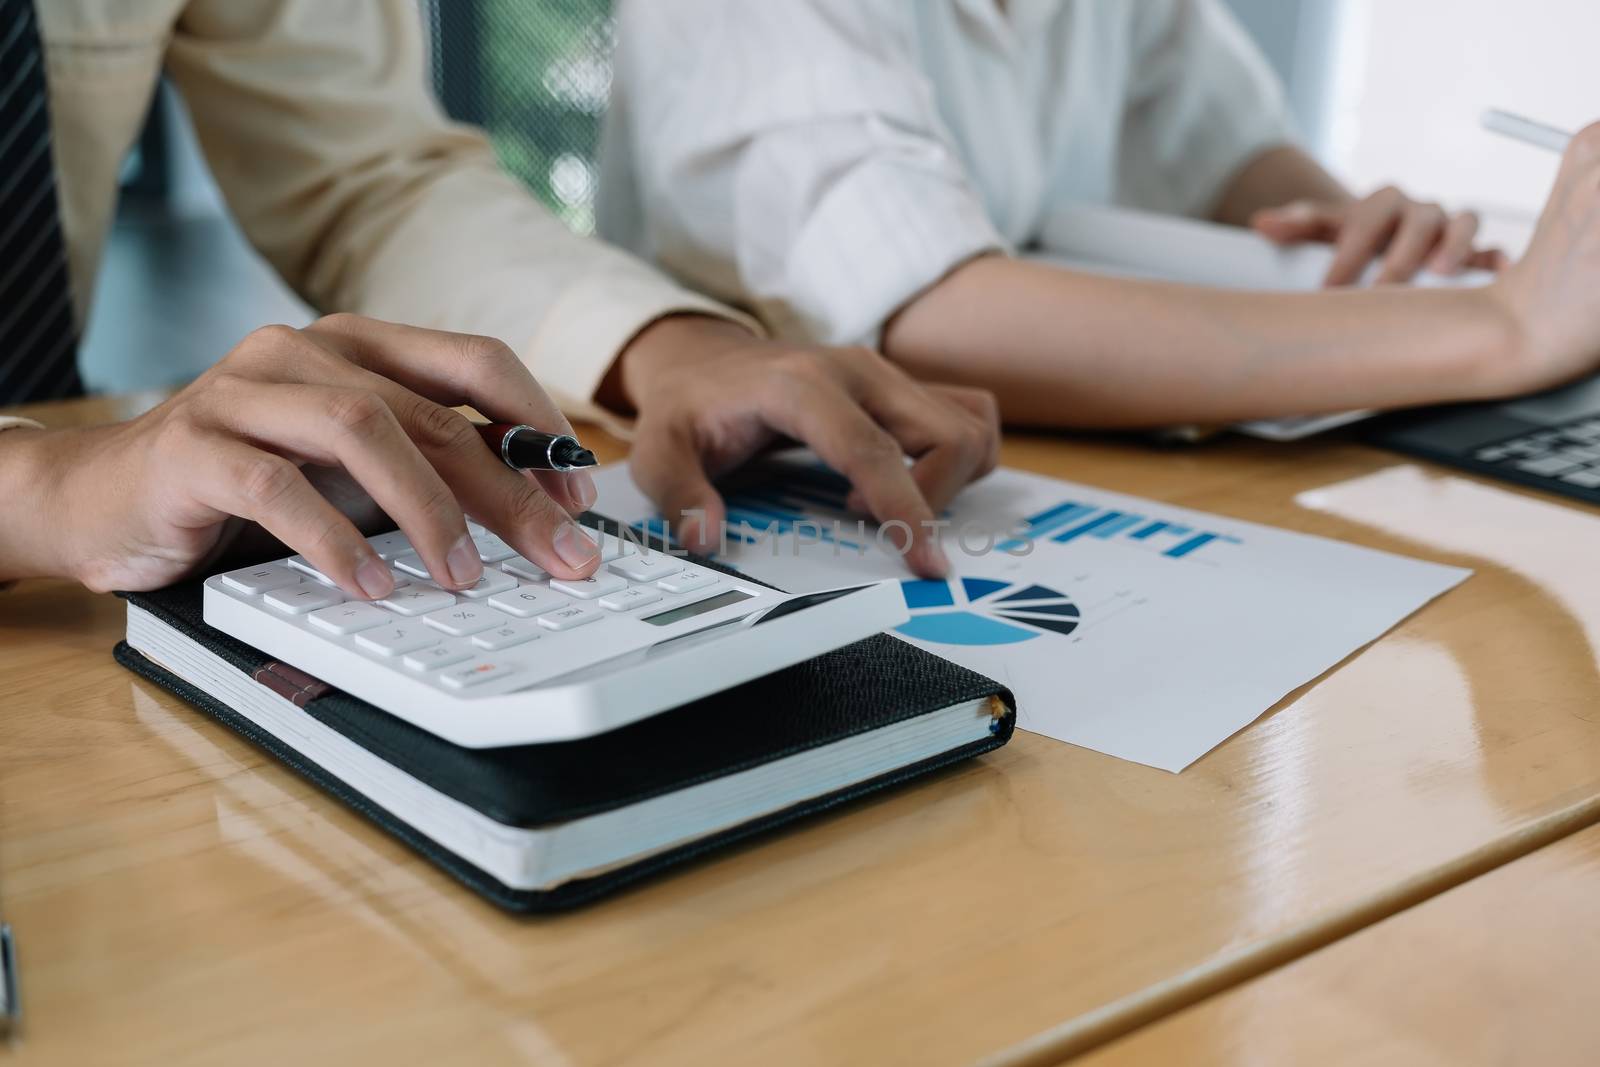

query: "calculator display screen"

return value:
[642, 589, 753, 627]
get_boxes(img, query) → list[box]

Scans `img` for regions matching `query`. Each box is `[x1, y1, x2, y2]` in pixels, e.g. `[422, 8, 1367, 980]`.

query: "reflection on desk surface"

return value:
[7, 407, 1600, 1065]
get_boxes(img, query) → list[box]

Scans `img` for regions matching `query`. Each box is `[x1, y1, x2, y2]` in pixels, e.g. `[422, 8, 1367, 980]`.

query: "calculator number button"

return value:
[263, 584, 346, 615]
[549, 573, 627, 599]
[599, 586, 663, 612]
[366, 531, 413, 560]
[486, 585, 567, 618]
[472, 534, 518, 563]
[609, 553, 682, 582]
[355, 624, 438, 657]
[403, 642, 475, 672]
[597, 533, 627, 562]
[438, 660, 518, 690]
[456, 569, 519, 599]
[501, 557, 548, 582]
[219, 563, 302, 595]
[308, 602, 391, 635]
[657, 569, 719, 594]
[536, 604, 604, 631]
[376, 588, 457, 616]
[471, 621, 542, 651]
[390, 552, 434, 579]
[422, 605, 505, 636]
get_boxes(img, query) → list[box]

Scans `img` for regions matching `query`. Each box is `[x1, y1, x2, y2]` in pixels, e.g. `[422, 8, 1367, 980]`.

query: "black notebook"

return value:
[117, 571, 1015, 912]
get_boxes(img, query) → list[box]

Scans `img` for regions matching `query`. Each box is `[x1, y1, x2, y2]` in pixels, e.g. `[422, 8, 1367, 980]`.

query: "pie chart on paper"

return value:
[894, 577, 1082, 646]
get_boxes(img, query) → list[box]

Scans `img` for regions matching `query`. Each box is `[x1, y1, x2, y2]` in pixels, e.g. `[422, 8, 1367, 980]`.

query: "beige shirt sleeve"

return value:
[163, 0, 755, 426]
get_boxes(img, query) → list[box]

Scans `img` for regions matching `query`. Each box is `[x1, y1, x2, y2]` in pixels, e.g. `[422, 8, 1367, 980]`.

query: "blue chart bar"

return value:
[1164, 532, 1241, 559]
[1085, 514, 1145, 540]
[1021, 501, 1094, 533]
[726, 501, 798, 529]
[996, 500, 1093, 551]
[1130, 520, 1191, 541]
[1053, 511, 1139, 543]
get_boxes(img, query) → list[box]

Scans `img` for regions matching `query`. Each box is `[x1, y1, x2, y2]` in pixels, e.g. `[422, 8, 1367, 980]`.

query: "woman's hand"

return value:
[1489, 122, 1600, 391]
[1252, 187, 1507, 287]
[3, 315, 603, 594]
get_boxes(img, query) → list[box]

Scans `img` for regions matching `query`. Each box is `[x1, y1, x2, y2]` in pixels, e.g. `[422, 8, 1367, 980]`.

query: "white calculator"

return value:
[202, 524, 908, 748]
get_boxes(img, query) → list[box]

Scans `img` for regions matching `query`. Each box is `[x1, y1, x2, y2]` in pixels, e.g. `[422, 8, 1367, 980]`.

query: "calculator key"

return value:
[471, 621, 542, 651]
[456, 569, 519, 599]
[550, 573, 627, 599]
[485, 585, 567, 618]
[355, 623, 438, 657]
[286, 555, 338, 586]
[657, 569, 719, 594]
[263, 584, 346, 615]
[219, 563, 303, 596]
[308, 602, 392, 635]
[537, 604, 604, 631]
[501, 557, 548, 582]
[472, 534, 518, 563]
[599, 586, 663, 612]
[391, 552, 434, 579]
[422, 604, 505, 636]
[438, 660, 518, 689]
[366, 531, 413, 560]
[597, 533, 626, 562]
[609, 553, 683, 582]
[376, 587, 457, 616]
[403, 642, 475, 672]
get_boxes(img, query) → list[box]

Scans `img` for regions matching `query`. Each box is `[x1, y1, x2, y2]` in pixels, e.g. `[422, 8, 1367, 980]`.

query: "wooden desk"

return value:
[1075, 822, 1600, 1066]
[7, 394, 1600, 1065]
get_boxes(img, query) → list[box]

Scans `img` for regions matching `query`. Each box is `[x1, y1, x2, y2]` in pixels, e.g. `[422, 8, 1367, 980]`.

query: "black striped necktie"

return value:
[0, 0, 83, 404]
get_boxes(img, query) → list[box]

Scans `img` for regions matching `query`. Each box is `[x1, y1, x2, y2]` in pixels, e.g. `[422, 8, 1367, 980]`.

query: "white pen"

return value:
[1481, 108, 1573, 154]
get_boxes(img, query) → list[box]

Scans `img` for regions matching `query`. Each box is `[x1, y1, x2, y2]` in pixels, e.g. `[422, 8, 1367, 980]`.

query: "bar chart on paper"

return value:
[998, 499, 1243, 562]
[589, 454, 1471, 770]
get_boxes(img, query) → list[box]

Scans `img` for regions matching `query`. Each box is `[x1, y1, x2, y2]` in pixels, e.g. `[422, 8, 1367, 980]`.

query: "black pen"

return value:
[476, 423, 598, 472]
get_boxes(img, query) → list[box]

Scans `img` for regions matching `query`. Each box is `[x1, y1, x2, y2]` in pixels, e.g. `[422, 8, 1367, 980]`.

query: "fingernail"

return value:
[922, 539, 952, 578]
[355, 555, 395, 600]
[446, 534, 483, 588]
[569, 470, 598, 510]
[554, 522, 600, 569]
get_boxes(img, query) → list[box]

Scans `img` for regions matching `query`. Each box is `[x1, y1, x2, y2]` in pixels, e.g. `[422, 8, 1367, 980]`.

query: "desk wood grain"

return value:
[1075, 822, 1600, 1066]
[6, 395, 1600, 1066]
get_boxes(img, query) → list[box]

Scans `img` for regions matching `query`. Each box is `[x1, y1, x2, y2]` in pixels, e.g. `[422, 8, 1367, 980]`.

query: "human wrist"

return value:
[0, 426, 79, 581]
[599, 314, 759, 416]
[1469, 279, 1544, 400]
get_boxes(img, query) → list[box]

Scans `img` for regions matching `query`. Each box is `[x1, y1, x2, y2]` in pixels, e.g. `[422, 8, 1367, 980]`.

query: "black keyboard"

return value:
[1470, 418, 1600, 491]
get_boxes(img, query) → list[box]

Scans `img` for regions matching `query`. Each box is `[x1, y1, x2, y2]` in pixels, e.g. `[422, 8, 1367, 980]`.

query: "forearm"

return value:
[1211, 145, 1351, 227]
[882, 255, 1521, 428]
[0, 428, 73, 581]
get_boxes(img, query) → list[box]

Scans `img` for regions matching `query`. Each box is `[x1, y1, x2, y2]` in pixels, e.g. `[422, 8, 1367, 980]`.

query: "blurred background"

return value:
[82, 0, 1596, 393]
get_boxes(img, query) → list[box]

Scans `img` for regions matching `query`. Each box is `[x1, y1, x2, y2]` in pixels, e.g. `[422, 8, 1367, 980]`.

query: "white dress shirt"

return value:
[599, 0, 1295, 347]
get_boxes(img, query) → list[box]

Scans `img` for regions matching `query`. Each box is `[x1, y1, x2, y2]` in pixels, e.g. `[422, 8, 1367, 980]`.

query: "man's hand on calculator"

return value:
[15, 315, 602, 597]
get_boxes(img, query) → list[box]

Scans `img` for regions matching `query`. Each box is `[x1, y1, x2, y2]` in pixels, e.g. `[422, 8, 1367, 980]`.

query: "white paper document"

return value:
[592, 457, 1471, 772]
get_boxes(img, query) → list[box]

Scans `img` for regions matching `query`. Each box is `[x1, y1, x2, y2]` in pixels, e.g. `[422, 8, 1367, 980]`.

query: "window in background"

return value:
[1324, 0, 1598, 256]
[427, 0, 615, 234]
